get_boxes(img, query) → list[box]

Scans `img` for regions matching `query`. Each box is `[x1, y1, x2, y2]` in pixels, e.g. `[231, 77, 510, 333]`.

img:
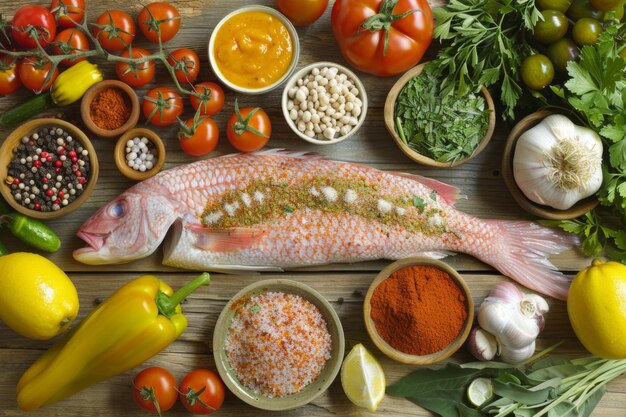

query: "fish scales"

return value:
[74, 150, 576, 300]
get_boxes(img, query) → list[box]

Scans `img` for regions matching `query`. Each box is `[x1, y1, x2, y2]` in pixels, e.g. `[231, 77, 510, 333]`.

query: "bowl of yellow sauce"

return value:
[209, 6, 300, 94]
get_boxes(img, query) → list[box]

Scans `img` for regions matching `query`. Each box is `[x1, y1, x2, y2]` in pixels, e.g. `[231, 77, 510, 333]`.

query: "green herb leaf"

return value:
[249, 305, 261, 313]
[413, 197, 426, 212]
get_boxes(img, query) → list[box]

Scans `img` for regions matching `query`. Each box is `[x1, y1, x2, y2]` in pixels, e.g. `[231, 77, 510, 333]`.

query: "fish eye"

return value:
[109, 202, 125, 218]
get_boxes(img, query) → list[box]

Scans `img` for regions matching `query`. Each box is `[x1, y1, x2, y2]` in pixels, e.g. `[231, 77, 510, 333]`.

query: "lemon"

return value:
[568, 259, 626, 359]
[0, 253, 79, 340]
[467, 377, 493, 407]
[341, 343, 385, 411]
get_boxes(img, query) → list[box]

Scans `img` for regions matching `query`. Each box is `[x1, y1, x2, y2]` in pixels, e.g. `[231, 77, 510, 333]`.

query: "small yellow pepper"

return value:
[51, 60, 103, 106]
[16, 273, 210, 411]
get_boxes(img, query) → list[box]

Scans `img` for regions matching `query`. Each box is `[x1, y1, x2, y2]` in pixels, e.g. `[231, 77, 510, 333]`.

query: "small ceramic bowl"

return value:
[213, 279, 344, 411]
[364, 257, 474, 365]
[281, 61, 368, 145]
[384, 63, 496, 167]
[0, 118, 99, 220]
[114, 128, 166, 181]
[502, 110, 599, 220]
[208, 5, 300, 95]
[80, 80, 140, 138]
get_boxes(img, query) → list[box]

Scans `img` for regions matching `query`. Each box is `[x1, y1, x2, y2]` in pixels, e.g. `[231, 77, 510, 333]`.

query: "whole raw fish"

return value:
[74, 150, 576, 300]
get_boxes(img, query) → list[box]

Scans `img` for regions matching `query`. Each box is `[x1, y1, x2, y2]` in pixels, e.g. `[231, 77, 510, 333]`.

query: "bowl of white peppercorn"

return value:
[114, 128, 166, 181]
[282, 62, 367, 145]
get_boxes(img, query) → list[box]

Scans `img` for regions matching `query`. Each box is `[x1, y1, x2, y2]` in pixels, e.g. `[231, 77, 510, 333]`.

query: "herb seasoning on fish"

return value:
[394, 63, 490, 163]
[224, 291, 332, 397]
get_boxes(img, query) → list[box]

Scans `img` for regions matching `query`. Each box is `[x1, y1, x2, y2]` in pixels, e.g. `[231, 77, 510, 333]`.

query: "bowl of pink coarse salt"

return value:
[213, 279, 345, 411]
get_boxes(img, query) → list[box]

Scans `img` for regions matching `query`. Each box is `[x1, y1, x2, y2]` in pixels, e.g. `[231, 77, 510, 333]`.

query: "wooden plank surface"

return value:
[0, 0, 618, 416]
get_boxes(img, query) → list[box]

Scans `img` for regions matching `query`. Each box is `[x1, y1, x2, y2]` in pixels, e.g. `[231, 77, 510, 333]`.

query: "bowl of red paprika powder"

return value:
[364, 257, 474, 365]
[80, 80, 140, 138]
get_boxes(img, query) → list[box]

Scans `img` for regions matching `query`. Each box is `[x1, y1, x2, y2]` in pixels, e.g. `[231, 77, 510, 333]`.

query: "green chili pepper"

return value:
[2, 213, 61, 253]
[0, 241, 8, 256]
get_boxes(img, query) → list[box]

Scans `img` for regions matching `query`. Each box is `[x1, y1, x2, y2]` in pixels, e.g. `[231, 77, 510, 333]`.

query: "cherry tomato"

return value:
[18, 57, 59, 92]
[533, 10, 569, 44]
[52, 28, 89, 66]
[138, 2, 181, 43]
[179, 369, 225, 415]
[227, 100, 271, 152]
[132, 367, 178, 414]
[521, 54, 555, 91]
[276, 0, 329, 26]
[94, 10, 136, 52]
[0, 55, 21, 95]
[116, 47, 155, 87]
[547, 38, 581, 73]
[535, 0, 572, 12]
[142, 87, 184, 126]
[572, 18, 604, 46]
[332, 0, 433, 76]
[567, 0, 605, 20]
[12, 5, 57, 49]
[50, 0, 85, 27]
[590, 0, 620, 10]
[190, 82, 226, 116]
[179, 117, 219, 157]
[167, 48, 200, 84]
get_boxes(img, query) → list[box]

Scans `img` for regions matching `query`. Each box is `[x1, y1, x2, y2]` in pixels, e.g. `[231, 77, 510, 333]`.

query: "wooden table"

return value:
[1, 1, 624, 416]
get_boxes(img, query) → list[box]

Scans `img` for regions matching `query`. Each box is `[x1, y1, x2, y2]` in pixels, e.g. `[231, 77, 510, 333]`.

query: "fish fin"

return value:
[480, 220, 578, 301]
[409, 250, 455, 260]
[391, 172, 465, 205]
[186, 223, 267, 252]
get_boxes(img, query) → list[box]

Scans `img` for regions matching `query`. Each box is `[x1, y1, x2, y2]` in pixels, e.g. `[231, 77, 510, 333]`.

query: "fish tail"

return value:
[478, 220, 578, 301]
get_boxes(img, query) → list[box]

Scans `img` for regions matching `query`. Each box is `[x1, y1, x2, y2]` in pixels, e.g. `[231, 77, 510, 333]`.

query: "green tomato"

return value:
[603, 0, 625, 19]
[533, 10, 570, 44]
[547, 38, 581, 73]
[567, 0, 605, 20]
[590, 0, 619, 11]
[572, 18, 604, 45]
[536, 0, 573, 12]
[521, 54, 555, 90]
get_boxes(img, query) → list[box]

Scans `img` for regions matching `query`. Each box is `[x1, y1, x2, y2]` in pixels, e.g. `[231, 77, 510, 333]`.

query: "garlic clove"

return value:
[487, 281, 523, 304]
[523, 294, 549, 315]
[497, 312, 541, 349]
[477, 301, 514, 336]
[467, 327, 498, 361]
[500, 341, 536, 364]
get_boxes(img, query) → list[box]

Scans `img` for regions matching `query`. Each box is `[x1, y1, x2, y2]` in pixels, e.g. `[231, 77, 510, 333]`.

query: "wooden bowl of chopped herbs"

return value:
[384, 63, 496, 168]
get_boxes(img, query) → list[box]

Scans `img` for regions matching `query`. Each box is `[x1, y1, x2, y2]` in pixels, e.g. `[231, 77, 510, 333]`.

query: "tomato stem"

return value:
[359, 0, 418, 55]
[183, 385, 216, 411]
[136, 384, 163, 417]
[232, 99, 269, 138]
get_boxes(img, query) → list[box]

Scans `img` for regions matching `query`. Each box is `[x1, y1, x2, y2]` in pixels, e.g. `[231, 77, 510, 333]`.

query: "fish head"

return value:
[73, 185, 182, 264]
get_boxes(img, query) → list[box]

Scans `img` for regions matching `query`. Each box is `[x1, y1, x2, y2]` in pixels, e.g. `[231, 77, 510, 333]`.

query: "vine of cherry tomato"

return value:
[18, 57, 58, 92]
[138, 2, 181, 43]
[52, 28, 89, 66]
[116, 47, 155, 88]
[167, 48, 200, 84]
[190, 82, 226, 116]
[50, 0, 85, 27]
[12, 5, 57, 49]
[93, 10, 136, 52]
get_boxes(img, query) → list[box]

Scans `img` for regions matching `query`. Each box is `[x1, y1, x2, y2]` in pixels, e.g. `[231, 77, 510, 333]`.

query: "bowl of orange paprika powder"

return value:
[364, 257, 474, 365]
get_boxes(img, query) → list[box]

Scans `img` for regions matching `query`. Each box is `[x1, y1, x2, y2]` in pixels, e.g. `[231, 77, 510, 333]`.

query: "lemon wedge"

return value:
[467, 377, 494, 407]
[341, 343, 386, 411]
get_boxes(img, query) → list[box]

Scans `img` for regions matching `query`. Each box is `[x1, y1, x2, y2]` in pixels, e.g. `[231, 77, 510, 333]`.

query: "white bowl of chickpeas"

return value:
[281, 62, 367, 145]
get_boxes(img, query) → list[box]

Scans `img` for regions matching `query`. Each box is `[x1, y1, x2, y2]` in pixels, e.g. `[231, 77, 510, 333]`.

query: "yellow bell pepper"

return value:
[51, 60, 103, 106]
[16, 273, 210, 411]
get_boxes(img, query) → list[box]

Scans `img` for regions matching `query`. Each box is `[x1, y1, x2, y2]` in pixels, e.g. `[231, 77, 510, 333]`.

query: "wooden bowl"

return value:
[501, 111, 599, 220]
[213, 279, 344, 411]
[364, 257, 474, 365]
[384, 63, 496, 168]
[114, 128, 166, 181]
[0, 118, 99, 220]
[80, 80, 140, 138]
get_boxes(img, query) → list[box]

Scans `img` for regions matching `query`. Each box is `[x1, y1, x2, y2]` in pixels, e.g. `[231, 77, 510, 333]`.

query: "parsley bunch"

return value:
[549, 21, 626, 261]
[432, 0, 540, 120]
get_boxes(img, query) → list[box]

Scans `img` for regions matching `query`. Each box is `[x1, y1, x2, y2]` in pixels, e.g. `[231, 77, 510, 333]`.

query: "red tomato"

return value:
[18, 57, 58, 92]
[132, 367, 178, 414]
[190, 82, 225, 116]
[179, 369, 225, 415]
[50, 0, 85, 27]
[226, 100, 271, 152]
[179, 117, 219, 157]
[94, 10, 136, 52]
[116, 47, 155, 87]
[12, 5, 57, 49]
[331, 0, 433, 76]
[167, 48, 200, 84]
[142, 87, 184, 126]
[138, 2, 181, 43]
[52, 28, 89, 66]
[0, 55, 21, 95]
[276, 0, 329, 26]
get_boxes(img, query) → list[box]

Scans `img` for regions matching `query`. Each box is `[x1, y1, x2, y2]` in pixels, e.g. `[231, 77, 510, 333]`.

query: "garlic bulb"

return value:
[513, 114, 603, 210]
[472, 282, 548, 364]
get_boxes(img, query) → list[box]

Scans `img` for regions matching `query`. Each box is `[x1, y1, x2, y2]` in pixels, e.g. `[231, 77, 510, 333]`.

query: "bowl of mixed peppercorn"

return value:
[0, 118, 99, 219]
[384, 62, 496, 168]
